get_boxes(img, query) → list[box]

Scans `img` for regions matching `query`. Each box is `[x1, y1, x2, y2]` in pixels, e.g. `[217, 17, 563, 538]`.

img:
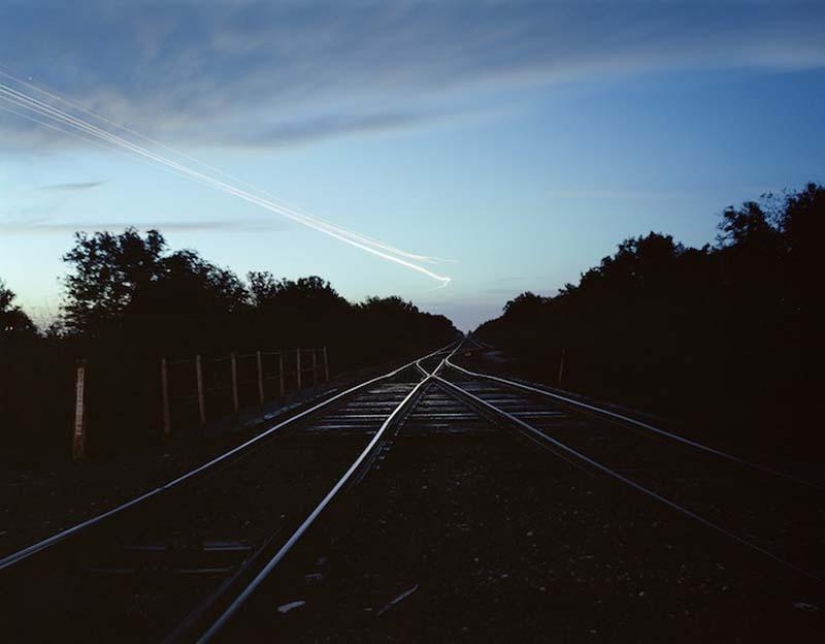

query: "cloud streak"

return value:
[0, 217, 288, 235]
[1, 1, 823, 150]
[0, 75, 454, 285]
[38, 180, 106, 192]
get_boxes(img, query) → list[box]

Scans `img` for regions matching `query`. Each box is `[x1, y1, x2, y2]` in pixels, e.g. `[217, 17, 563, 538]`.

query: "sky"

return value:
[1, 1, 824, 331]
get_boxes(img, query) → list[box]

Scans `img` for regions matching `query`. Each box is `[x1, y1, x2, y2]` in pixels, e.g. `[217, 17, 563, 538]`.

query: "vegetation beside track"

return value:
[0, 231, 459, 465]
[474, 184, 824, 461]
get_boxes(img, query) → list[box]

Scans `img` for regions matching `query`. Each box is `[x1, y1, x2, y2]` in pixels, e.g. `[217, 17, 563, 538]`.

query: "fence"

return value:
[72, 347, 329, 459]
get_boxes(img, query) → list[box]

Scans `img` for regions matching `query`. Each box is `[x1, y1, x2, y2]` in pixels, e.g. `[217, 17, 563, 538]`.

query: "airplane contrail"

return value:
[0, 68, 453, 286]
[0, 80, 452, 283]
[0, 67, 452, 265]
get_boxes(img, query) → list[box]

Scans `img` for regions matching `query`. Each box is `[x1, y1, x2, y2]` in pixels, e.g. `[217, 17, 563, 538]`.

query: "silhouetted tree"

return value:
[6, 228, 459, 461]
[61, 228, 167, 338]
[355, 296, 457, 364]
[60, 228, 457, 361]
[128, 249, 249, 355]
[246, 272, 352, 352]
[359, 295, 419, 317]
[61, 228, 249, 354]
[475, 184, 824, 458]
[777, 183, 825, 322]
[0, 278, 36, 340]
[1, 279, 70, 467]
[503, 291, 547, 315]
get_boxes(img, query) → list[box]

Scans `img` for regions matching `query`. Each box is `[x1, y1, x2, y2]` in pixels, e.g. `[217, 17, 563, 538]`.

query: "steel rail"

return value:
[414, 346, 453, 379]
[444, 357, 821, 490]
[434, 373, 825, 586]
[0, 342, 456, 573]
[196, 375, 434, 642]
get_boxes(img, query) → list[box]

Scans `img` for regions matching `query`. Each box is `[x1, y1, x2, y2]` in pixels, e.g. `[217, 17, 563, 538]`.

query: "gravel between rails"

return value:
[0, 380, 417, 642]
[0, 356, 422, 560]
[440, 376, 825, 582]
[453, 348, 825, 486]
[217, 384, 825, 643]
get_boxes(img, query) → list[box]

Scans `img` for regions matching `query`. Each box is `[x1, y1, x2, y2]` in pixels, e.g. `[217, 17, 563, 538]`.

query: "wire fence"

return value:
[71, 347, 329, 459]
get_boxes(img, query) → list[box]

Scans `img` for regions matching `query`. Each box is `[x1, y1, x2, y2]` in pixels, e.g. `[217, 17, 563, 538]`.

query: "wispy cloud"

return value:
[0, 218, 287, 235]
[223, 108, 446, 148]
[1, 1, 823, 151]
[38, 180, 106, 192]
[489, 276, 529, 284]
[544, 189, 680, 200]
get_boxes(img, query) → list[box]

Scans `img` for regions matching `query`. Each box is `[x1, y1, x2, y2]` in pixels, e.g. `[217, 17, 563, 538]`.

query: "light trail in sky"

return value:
[0, 68, 451, 266]
[0, 69, 453, 286]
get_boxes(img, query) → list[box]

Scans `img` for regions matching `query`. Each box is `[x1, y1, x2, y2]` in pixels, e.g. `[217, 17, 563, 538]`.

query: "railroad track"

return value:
[2, 342, 823, 642]
[0, 345, 453, 642]
[441, 356, 825, 582]
[208, 347, 824, 642]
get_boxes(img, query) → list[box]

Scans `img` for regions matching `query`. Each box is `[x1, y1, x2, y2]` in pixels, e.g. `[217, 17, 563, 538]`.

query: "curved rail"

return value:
[444, 356, 821, 490]
[195, 375, 433, 642]
[194, 349, 823, 640]
[435, 369, 825, 586]
[0, 342, 456, 573]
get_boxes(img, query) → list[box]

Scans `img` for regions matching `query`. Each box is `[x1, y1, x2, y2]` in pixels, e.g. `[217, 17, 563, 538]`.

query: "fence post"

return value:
[557, 347, 566, 387]
[322, 346, 329, 382]
[256, 351, 265, 404]
[72, 358, 87, 460]
[278, 352, 285, 398]
[160, 357, 171, 437]
[295, 348, 302, 390]
[196, 355, 206, 425]
[311, 348, 318, 386]
[230, 353, 239, 413]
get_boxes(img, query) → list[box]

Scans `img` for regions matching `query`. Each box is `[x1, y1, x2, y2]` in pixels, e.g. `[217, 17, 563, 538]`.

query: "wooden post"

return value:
[322, 347, 329, 382]
[278, 352, 285, 398]
[230, 353, 239, 413]
[311, 348, 318, 386]
[196, 355, 206, 425]
[295, 348, 302, 390]
[160, 357, 171, 437]
[557, 347, 566, 387]
[256, 350, 265, 404]
[72, 359, 87, 460]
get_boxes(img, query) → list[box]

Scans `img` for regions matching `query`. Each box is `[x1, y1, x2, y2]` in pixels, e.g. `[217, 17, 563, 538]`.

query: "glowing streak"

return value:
[3, 87, 451, 284]
[0, 83, 452, 285]
[0, 68, 455, 281]
[0, 68, 443, 262]
[0, 84, 452, 285]
[0, 102, 92, 143]
[0, 97, 233, 190]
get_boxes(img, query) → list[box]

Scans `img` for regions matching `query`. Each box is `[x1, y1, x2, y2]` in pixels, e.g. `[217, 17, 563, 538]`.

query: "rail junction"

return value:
[1, 341, 823, 642]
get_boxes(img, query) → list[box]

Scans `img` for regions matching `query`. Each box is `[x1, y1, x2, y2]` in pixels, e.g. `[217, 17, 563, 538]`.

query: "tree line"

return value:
[1, 231, 458, 463]
[474, 183, 823, 459]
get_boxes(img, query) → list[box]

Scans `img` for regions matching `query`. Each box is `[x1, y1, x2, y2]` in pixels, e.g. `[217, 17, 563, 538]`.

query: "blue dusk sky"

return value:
[1, 1, 824, 330]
